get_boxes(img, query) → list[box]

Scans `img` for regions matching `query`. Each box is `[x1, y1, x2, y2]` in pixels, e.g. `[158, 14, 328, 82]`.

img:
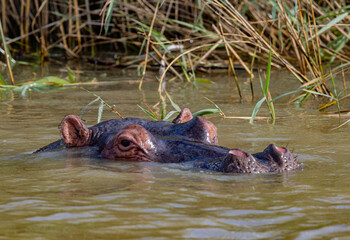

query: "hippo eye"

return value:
[116, 136, 137, 152]
[121, 139, 131, 147]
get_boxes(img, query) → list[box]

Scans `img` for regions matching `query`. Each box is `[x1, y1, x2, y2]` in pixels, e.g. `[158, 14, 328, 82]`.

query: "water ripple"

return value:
[295, 224, 350, 240]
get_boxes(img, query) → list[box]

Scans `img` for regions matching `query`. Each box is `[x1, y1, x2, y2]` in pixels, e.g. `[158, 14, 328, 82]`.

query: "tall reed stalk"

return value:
[0, 0, 348, 105]
[0, 19, 15, 85]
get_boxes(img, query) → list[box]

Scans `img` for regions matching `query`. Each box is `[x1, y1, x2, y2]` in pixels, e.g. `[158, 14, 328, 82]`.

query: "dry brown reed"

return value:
[0, 0, 349, 98]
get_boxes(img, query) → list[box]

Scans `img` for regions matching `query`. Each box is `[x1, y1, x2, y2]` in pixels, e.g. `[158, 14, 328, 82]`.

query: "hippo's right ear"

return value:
[61, 115, 92, 147]
[172, 108, 193, 124]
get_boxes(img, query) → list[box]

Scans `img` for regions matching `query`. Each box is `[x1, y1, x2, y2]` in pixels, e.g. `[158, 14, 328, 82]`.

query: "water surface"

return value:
[1, 66, 350, 239]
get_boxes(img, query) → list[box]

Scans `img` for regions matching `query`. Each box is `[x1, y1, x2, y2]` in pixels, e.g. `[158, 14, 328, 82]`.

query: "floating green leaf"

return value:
[32, 76, 70, 87]
[0, 76, 70, 94]
[195, 78, 213, 84]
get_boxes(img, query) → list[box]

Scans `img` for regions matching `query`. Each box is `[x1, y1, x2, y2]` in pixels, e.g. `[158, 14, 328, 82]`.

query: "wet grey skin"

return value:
[34, 109, 300, 174]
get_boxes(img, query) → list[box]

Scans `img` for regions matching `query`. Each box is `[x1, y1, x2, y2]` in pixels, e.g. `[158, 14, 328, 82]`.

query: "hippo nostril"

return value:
[271, 144, 287, 153]
[121, 139, 131, 147]
[276, 146, 287, 153]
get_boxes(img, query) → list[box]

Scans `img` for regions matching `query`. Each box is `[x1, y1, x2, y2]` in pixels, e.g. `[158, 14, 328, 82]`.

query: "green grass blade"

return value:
[326, 35, 348, 67]
[0, 85, 16, 90]
[15, 60, 38, 66]
[267, 101, 275, 123]
[330, 72, 341, 116]
[264, 48, 272, 96]
[250, 97, 266, 124]
[97, 100, 104, 123]
[67, 67, 76, 83]
[182, 67, 191, 82]
[159, 0, 166, 8]
[303, 90, 337, 101]
[166, 92, 181, 112]
[311, 12, 348, 40]
[329, 62, 350, 73]
[21, 85, 30, 97]
[204, 97, 226, 117]
[104, 0, 117, 35]
[79, 97, 100, 117]
[161, 96, 166, 120]
[0, 22, 14, 67]
[127, 20, 168, 42]
[315, 6, 350, 21]
[0, 19, 15, 85]
[163, 110, 179, 121]
[138, 105, 158, 120]
[332, 118, 350, 130]
[0, 73, 6, 85]
[330, 72, 338, 97]
[167, 19, 218, 38]
[258, 70, 264, 92]
[192, 108, 221, 117]
[268, 87, 308, 103]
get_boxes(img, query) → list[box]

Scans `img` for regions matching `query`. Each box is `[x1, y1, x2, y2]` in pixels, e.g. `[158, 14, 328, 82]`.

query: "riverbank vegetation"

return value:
[0, 0, 349, 116]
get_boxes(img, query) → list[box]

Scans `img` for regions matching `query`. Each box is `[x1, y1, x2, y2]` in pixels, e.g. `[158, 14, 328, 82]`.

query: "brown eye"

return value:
[120, 139, 131, 147]
[117, 136, 136, 152]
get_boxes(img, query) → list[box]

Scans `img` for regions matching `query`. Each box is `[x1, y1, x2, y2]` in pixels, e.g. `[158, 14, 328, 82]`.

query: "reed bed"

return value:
[0, 0, 349, 109]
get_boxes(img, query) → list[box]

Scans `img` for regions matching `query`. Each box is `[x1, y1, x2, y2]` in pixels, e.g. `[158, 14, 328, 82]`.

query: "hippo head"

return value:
[36, 108, 300, 173]
[60, 109, 219, 162]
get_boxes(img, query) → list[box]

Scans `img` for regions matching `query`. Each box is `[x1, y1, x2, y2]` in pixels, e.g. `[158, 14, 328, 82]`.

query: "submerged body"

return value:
[35, 109, 300, 173]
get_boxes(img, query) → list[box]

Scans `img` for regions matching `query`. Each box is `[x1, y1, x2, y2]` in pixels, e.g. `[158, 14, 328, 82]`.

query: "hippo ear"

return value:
[61, 115, 91, 147]
[172, 108, 193, 124]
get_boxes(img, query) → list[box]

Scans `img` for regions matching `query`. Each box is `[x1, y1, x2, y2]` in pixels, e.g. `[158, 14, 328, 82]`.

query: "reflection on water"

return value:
[1, 66, 350, 239]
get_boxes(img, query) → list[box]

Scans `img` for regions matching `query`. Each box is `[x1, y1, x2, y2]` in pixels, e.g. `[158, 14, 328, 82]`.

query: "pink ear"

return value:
[61, 115, 91, 147]
[172, 108, 193, 124]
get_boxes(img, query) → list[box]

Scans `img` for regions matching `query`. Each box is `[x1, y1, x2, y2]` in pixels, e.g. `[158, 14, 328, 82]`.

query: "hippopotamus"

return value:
[35, 108, 300, 173]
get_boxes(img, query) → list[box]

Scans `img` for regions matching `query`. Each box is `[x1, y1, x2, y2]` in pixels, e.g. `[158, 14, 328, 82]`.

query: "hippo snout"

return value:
[221, 144, 300, 173]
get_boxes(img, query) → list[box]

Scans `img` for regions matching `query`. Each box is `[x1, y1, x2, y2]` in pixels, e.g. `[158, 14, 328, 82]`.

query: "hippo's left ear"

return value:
[61, 115, 92, 147]
[172, 108, 193, 124]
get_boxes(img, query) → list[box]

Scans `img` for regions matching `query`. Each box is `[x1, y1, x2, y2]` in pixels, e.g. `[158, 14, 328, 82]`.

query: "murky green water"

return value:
[1, 65, 350, 239]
